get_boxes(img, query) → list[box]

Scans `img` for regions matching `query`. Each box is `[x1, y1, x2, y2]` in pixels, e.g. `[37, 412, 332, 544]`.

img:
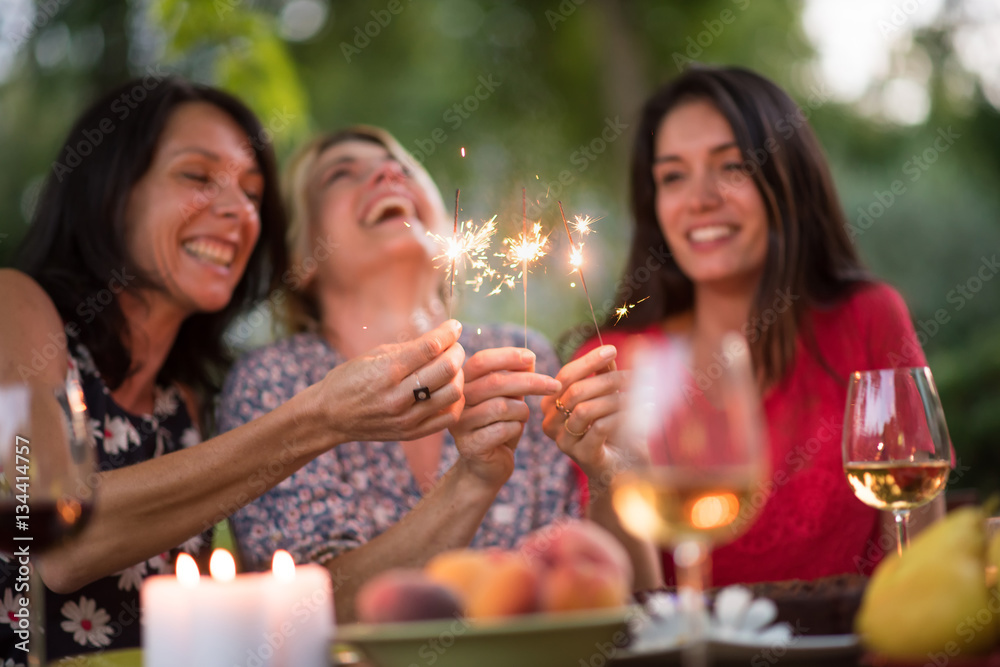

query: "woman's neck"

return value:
[317, 268, 446, 359]
[690, 278, 758, 353]
[112, 291, 185, 413]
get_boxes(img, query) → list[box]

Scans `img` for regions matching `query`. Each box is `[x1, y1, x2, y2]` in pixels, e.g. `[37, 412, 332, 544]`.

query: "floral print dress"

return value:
[0, 333, 209, 663]
[217, 324, 581, 572]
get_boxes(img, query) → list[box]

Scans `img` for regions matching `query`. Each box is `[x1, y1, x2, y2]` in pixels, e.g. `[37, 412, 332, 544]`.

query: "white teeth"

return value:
[364, 195, 416, 227]
[182, 239, 236, 267]
[688, 225, 737, 243]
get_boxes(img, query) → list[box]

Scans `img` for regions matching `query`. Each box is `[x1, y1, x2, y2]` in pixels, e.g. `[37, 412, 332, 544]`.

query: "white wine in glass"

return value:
[612, 334, 767, 664]
[842, 367, 951, 556]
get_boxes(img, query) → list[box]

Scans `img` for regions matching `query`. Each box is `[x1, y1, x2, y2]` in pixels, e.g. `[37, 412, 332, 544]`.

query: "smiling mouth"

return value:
[182, 238, 237, 268]
[688, 224, 739, 244]
[363, 195, 418, 228]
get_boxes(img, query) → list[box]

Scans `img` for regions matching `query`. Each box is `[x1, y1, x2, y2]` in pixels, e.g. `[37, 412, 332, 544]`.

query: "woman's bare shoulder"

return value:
[0, 268, 70, 385]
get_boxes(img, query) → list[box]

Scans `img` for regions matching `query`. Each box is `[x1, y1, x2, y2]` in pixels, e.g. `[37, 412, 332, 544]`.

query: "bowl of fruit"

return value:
[337, 520, 638, 667]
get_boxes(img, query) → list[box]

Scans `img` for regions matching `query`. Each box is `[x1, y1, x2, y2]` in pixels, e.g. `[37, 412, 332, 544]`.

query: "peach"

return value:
[520, 520, 632, 611]
[465, 552, 541, 619]
[541, 562, 629, 612]
[424, 549, 494, 605]
[355, 569, 463, 624]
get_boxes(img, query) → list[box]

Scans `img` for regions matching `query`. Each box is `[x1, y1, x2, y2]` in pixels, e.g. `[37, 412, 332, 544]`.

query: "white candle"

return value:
[141, 553, 199, 667]
[273, 552, 334, 667]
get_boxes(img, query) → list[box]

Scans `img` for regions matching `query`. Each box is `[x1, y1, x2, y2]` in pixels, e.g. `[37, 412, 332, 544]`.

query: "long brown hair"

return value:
[599, 65, 869, 385]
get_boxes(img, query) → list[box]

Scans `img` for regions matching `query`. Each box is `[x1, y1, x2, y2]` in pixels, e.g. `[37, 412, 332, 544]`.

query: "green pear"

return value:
[856, 506, 1000, 658]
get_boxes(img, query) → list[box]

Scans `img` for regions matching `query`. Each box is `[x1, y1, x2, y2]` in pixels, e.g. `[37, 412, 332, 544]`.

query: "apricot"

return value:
[541, 562, 628, 612]
[465, 552, 540, 619]
[355, 569, 463, 624]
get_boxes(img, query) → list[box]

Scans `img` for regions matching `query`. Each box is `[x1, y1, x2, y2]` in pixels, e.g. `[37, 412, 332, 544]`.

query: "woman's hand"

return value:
[541, 345, 631, 488]
[450, 347, 561, 490]
[309, 320, 467, 444]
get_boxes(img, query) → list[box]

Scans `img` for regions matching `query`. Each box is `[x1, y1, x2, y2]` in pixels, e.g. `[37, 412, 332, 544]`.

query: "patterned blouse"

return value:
[0, 332, 210, 664]
[217, 324, 580, 571]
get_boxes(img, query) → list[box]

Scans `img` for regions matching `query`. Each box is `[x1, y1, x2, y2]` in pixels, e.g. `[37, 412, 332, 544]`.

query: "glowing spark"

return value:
[570, 214, 598, 237]
[614, 296, 651, 324]
[569, 243, 584, 269]
[460, 147, 466, 157]
[427, 216, 499, 291]
[502, 221, 549, 268]
[559, 201, 605, 349]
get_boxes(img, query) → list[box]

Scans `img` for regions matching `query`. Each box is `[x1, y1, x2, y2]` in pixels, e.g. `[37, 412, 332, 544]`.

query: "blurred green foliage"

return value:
[0, 0, 996, 495]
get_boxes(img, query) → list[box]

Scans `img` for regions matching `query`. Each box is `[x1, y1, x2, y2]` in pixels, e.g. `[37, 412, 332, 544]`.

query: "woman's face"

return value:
[306, 139, 444, 289]
[125, 101, 263, 315]
[652, 99, 769, 290]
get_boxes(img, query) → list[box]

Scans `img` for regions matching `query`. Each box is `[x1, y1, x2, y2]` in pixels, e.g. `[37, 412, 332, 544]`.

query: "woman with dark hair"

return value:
[0, 80, 464, 660]
[218, 126, 662, 623]
[541, 65, 942, 586]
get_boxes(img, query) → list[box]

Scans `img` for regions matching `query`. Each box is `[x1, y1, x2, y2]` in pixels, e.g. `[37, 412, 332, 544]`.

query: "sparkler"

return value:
[558, 202, 604, 347]
[613, 296, 650, 324]
[426, 189, 498, 318]
[500, 188, 549, 347]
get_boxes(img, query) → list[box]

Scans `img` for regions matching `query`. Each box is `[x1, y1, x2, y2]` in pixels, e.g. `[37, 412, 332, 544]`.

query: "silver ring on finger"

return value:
[413, 372, 431, 402]
[555, 398, 572, 418]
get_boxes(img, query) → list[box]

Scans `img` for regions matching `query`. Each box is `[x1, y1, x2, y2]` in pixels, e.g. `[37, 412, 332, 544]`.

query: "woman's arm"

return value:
[541, 345, 665, 591]
[315, 346, 560, 623]
[0, 270, 466, 592]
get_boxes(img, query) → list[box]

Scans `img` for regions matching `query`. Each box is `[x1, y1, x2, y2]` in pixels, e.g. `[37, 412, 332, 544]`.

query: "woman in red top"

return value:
[541, 66, 943, 586]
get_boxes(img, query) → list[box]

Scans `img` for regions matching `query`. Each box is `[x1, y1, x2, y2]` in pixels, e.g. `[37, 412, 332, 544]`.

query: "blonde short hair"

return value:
[282, 125, 446, 333]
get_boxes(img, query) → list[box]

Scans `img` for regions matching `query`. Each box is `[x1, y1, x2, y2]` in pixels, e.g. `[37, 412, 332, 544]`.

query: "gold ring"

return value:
[564, 420, 589, 438]
[554, 398, 572, 418]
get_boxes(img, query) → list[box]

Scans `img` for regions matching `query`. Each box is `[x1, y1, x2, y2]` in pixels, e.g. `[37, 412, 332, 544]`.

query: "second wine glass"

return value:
[842, 367, 951, 557]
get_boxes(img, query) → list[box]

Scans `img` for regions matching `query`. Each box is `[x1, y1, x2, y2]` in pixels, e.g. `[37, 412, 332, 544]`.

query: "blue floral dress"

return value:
[217, 324, 580, 571]
[0, 332, 210, 663]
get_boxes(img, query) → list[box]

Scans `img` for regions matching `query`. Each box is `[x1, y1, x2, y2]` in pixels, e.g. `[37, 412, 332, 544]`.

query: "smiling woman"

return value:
[0, 80, 467, 662]
[552, 65, 945, 590]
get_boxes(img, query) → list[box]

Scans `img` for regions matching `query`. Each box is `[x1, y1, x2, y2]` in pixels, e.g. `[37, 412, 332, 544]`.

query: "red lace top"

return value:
[574, 283, 927, 585]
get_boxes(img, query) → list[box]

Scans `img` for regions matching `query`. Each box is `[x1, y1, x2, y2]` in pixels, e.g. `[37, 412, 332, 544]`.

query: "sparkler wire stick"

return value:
[558, 201, 604, 348]
[449, 189, 459, 319]
[522, 188, 528, 348]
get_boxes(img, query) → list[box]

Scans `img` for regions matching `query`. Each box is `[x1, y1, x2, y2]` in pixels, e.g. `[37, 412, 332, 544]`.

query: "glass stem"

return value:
[673, 540, 709, 667]
[894, 509, 911, 557]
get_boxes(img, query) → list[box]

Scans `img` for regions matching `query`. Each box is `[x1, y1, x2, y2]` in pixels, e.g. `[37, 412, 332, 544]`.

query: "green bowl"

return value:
[338, 607, 635, 667]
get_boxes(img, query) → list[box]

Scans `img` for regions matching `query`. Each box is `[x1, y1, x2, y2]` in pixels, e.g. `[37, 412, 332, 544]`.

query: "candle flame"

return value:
[209, 549, 236, 582]
[176, 553, 200, 587]
[272, 550, 296, 582]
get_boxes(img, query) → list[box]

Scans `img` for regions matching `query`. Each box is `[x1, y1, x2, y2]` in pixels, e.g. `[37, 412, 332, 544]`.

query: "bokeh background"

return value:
[1, 0, 997, 495]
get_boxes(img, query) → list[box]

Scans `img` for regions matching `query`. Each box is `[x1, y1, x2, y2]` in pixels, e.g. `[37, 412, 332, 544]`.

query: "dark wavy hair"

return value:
[587, 65, 869, 385]
[15, 76, 288, 402]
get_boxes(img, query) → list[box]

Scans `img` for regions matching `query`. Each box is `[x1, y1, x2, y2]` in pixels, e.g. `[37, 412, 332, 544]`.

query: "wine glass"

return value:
[0, 378, 97, 666]
[842, 367, 951, 557]
[611, 333, 767, 665]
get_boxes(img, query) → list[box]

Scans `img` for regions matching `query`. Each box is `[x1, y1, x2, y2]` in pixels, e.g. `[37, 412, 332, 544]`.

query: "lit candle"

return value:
[141, 550, 334, 667]
[142, 553, 199, 667]
[268, 550, 334, 667]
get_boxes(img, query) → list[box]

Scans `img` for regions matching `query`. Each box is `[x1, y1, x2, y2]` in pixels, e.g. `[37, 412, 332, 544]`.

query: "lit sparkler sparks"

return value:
[613, 296, 651, 324]
[499, 188, 549, 347]
[569, 214, 597, 237]
[426, 189, 498, 317]
[559, 202, 604, 348]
